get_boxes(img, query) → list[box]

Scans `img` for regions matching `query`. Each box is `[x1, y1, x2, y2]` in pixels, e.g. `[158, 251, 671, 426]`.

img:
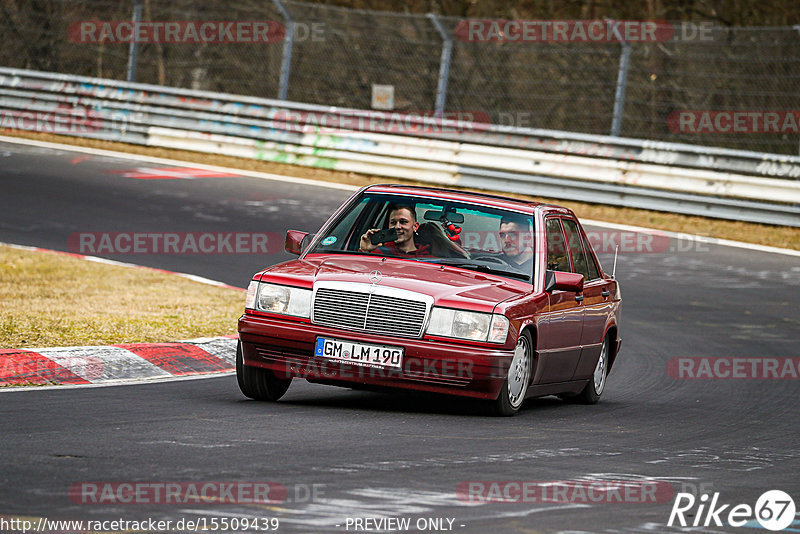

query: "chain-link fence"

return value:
[1, 0, 799, 155]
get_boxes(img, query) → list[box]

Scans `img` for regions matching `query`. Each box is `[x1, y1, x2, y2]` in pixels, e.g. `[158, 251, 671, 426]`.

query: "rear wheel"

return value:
[576, 334, 609, 404]
[491, 331, 533, 416]
[236, 342, 291, 401]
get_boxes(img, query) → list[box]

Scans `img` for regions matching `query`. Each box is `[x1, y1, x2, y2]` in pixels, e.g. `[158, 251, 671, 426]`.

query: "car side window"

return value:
[320, 197, 371, 251]
[562, 219, 590, 280]
[584, 238, 601, 281]
[546, 218, 569, 271]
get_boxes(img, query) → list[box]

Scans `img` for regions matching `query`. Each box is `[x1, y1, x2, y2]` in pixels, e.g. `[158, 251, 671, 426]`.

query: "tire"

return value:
[236, 341, 291, 401]
[491, 330, 533, 416]
[576, 334, 609, 404]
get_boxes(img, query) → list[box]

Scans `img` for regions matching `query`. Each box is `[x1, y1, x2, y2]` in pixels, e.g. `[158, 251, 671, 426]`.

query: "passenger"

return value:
[499, 215, 534, 272]
[416, 222, 469, 259]
[359, 204, 431, 257]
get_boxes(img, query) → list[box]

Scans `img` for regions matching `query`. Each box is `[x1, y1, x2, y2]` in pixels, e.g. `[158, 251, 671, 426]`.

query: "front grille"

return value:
[313, 285, 430, 338]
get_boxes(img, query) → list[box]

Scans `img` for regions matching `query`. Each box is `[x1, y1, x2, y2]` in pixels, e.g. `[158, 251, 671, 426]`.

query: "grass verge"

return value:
[3, 130, 798, 251]
[0, 245, 243, 349]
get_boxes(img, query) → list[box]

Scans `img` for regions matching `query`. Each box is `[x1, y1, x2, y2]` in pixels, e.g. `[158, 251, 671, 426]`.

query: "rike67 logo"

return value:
[669, 490, 796, 531]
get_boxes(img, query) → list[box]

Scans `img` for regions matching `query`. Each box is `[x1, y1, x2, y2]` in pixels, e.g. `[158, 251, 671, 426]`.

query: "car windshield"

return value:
[307, 192, 535, 282]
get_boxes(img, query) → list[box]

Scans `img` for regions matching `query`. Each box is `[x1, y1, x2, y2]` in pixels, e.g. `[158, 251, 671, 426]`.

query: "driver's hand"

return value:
[360, 229, 380, 252]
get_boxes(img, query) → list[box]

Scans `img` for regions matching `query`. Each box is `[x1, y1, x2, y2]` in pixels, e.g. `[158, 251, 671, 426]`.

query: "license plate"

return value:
[314, 337, 403, 369]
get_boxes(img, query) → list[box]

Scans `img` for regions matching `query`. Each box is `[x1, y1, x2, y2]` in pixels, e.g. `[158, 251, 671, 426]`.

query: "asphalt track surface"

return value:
[1, 140, 799, 534]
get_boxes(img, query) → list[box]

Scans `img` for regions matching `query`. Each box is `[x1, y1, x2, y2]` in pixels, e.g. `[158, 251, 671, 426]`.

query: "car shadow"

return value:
[238, 383, 585, 418]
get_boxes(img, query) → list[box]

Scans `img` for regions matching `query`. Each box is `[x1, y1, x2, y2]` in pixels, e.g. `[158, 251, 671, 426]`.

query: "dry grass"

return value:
[0, 245, 243, 349]
[3, 130, 799, 251]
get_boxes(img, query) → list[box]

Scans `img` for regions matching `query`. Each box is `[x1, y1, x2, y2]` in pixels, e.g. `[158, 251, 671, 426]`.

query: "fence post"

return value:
[126, 0, 143, 82]
[427, 13, 452, 117]
[610, 40, 632, 137]
[795, 26, 800, 154]
[273, 0, 294, 100]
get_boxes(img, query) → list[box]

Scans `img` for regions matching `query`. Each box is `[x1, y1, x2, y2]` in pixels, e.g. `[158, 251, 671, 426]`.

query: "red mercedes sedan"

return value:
[237, 184, 621, 415]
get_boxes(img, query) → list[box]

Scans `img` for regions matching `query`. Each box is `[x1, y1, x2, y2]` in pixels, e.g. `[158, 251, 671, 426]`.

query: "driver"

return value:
[359, 204, 431, 257]
[499, 215, 534, 272]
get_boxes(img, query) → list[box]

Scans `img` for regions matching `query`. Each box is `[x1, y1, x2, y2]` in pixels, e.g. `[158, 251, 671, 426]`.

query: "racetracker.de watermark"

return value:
[278, 357, 475, 381]
[456, 480, 675, 504]
[0, 355, 104, 381]
[668, 110, 800, 134]
[68, 232, 283, 255]
[0, 108, 121, 134]
[455, 20, 717, 43]
[67, 21, 331, 43]
[431, 229, 710, 254]
[273, 110, 491, 135]
[667, 357, 800, 380]
[68, 481, 325, 505]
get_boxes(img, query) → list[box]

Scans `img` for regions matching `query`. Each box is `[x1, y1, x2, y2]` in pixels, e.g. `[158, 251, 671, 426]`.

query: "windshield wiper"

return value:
[309, 249, 366, 255]
[421, 258, 531, 281]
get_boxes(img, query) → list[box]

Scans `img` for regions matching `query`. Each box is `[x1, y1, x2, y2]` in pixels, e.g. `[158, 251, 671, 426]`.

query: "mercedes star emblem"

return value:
[368, 270, 382, 285]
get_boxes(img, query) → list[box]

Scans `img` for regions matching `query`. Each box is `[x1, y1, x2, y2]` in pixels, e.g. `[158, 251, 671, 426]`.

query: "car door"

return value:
[562, 218, 614, 380]
[538, 217, 584, 383]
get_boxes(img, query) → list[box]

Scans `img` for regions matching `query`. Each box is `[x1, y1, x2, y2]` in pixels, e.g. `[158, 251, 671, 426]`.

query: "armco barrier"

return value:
[1, 67, 799, 227]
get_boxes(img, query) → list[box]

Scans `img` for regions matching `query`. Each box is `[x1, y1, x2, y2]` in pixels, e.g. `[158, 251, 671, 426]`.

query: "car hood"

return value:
[259, 254, 531, 311]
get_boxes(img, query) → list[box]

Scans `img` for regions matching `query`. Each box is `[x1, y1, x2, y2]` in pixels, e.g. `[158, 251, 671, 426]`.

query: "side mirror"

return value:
[544, 270, 584, 293]
[285, 230, 312, 255]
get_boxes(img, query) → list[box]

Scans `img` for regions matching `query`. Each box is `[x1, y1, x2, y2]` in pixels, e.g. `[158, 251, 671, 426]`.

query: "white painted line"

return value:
[582, 218, 800, 258]
[178, 336, 238, 343]
[463, 503, 591, 521]
[0, 134, 358, 191]
[0, 371, 235, 393]
[1, 134, 796, 257]
[175, 272, 238, 288]
[0, 242, 245, 291]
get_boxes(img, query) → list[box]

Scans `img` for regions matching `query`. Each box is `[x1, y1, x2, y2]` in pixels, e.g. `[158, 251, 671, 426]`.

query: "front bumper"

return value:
[238, 313, 515, 400]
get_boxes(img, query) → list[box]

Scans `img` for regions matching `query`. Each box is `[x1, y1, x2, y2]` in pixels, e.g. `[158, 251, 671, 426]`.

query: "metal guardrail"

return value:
[1, 67, 799, 227]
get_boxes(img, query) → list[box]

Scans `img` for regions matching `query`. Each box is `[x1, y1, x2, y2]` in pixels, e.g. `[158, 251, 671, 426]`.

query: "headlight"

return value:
[245, 280, 258, 309]
[426, 307, 509, 343]
[248, 282, 311, 318]
[488, 315, 510, 343]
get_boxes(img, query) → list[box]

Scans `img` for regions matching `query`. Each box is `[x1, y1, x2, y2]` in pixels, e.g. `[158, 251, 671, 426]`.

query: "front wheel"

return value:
[491, 331, 533, 416]
[236, 341, 291, 401]
[576, 334, 609, 404]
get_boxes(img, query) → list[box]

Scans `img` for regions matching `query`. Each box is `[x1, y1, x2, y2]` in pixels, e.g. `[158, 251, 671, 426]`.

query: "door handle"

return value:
[601, 289, 610, 298]
[575, 294, 584, 302]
